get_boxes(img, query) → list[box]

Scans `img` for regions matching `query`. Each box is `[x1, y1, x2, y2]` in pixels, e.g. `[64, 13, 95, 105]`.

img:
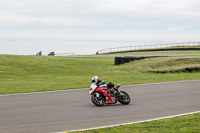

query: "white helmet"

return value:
[92, 76, 99, 83]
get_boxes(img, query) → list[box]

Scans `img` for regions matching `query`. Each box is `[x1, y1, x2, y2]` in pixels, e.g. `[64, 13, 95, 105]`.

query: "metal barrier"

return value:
[55, 53, 79, 56]
[44, 53, 79, 56]
[97, 42, 200, 54]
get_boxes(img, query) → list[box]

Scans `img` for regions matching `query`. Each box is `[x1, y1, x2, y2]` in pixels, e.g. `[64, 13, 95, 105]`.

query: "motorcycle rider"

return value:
[91, 76, 119, 95]
[36, 51, 42, 56]
[91, 76, 107, 88]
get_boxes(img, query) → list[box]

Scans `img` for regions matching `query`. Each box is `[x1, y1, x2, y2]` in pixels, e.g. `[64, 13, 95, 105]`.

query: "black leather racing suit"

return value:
[96, 80, 107, 87]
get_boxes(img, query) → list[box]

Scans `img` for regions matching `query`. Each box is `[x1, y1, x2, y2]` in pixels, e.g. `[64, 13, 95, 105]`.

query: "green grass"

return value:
[69, 113, 200, 133]
[0, 54, 200, 94]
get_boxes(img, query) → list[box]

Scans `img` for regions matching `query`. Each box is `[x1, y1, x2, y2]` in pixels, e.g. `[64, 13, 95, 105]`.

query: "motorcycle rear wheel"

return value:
[119, 91, 131, 105]
[91, 93, 105, 107]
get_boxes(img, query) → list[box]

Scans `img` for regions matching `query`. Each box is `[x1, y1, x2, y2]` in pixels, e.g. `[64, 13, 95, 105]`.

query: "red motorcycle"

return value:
[89, 83, 131, 106]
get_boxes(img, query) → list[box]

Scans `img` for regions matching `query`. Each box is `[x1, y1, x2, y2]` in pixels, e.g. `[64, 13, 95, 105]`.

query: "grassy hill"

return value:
[0, 54, 200, 94]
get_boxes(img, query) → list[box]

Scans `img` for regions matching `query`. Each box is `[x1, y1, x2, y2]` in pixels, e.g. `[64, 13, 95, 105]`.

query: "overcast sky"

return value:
[0, 0, 200, 39]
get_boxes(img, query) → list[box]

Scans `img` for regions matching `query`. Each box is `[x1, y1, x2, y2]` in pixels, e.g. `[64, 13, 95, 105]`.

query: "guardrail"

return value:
[43, 53, 79, 56]
[97, 42, 200, 54]
[55, 53, 79, 56]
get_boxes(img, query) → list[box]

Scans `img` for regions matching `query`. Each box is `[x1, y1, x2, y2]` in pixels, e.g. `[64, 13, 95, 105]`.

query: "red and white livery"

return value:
[89, 83, 131, 106]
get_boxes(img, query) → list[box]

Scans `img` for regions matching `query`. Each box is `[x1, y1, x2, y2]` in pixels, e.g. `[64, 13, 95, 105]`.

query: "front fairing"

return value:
[89, 85, 119, 104]
[89, 83, 97, 95]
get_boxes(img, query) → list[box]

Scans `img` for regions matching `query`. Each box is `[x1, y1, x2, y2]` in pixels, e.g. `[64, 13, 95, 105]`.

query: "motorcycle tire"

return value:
[119, 91, 131, 105]
[91, 93, 105, 107]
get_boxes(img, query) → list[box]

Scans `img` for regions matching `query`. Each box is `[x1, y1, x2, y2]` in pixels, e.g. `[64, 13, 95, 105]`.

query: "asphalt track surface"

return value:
[0, 80, 200, 133]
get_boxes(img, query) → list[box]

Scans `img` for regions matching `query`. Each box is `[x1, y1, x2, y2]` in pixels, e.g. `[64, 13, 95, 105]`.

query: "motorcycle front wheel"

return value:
[91, 93, 105, 107]
[119, 91, 131, 105]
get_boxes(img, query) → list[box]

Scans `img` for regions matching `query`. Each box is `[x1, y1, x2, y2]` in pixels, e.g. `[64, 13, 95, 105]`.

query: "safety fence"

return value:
[43, 53, 79, 56]
[54, 53, 79, 56]
[97, 42, 200, 54]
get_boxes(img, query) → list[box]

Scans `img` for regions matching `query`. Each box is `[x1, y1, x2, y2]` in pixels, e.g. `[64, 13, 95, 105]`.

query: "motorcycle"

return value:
[89, 83, 131, 106]
[48, 52, 55, 56]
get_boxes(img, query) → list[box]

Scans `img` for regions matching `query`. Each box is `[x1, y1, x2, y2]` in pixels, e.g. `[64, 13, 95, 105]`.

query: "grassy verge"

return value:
[0, 54, 200, 94]
[69, 113, 200, 133]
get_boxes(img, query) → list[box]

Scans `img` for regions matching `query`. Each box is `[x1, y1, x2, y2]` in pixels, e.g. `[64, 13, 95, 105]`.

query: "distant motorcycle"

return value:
[89, 83, 131, 106]
[36, 51, 42, 56]
[48, 52, 55, 56]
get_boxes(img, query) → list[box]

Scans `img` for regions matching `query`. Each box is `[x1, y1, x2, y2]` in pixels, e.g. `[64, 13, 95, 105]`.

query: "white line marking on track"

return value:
[0, 88, 89, 97]
[0, 80, 199, 97]
[57, 110, 200, 133]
